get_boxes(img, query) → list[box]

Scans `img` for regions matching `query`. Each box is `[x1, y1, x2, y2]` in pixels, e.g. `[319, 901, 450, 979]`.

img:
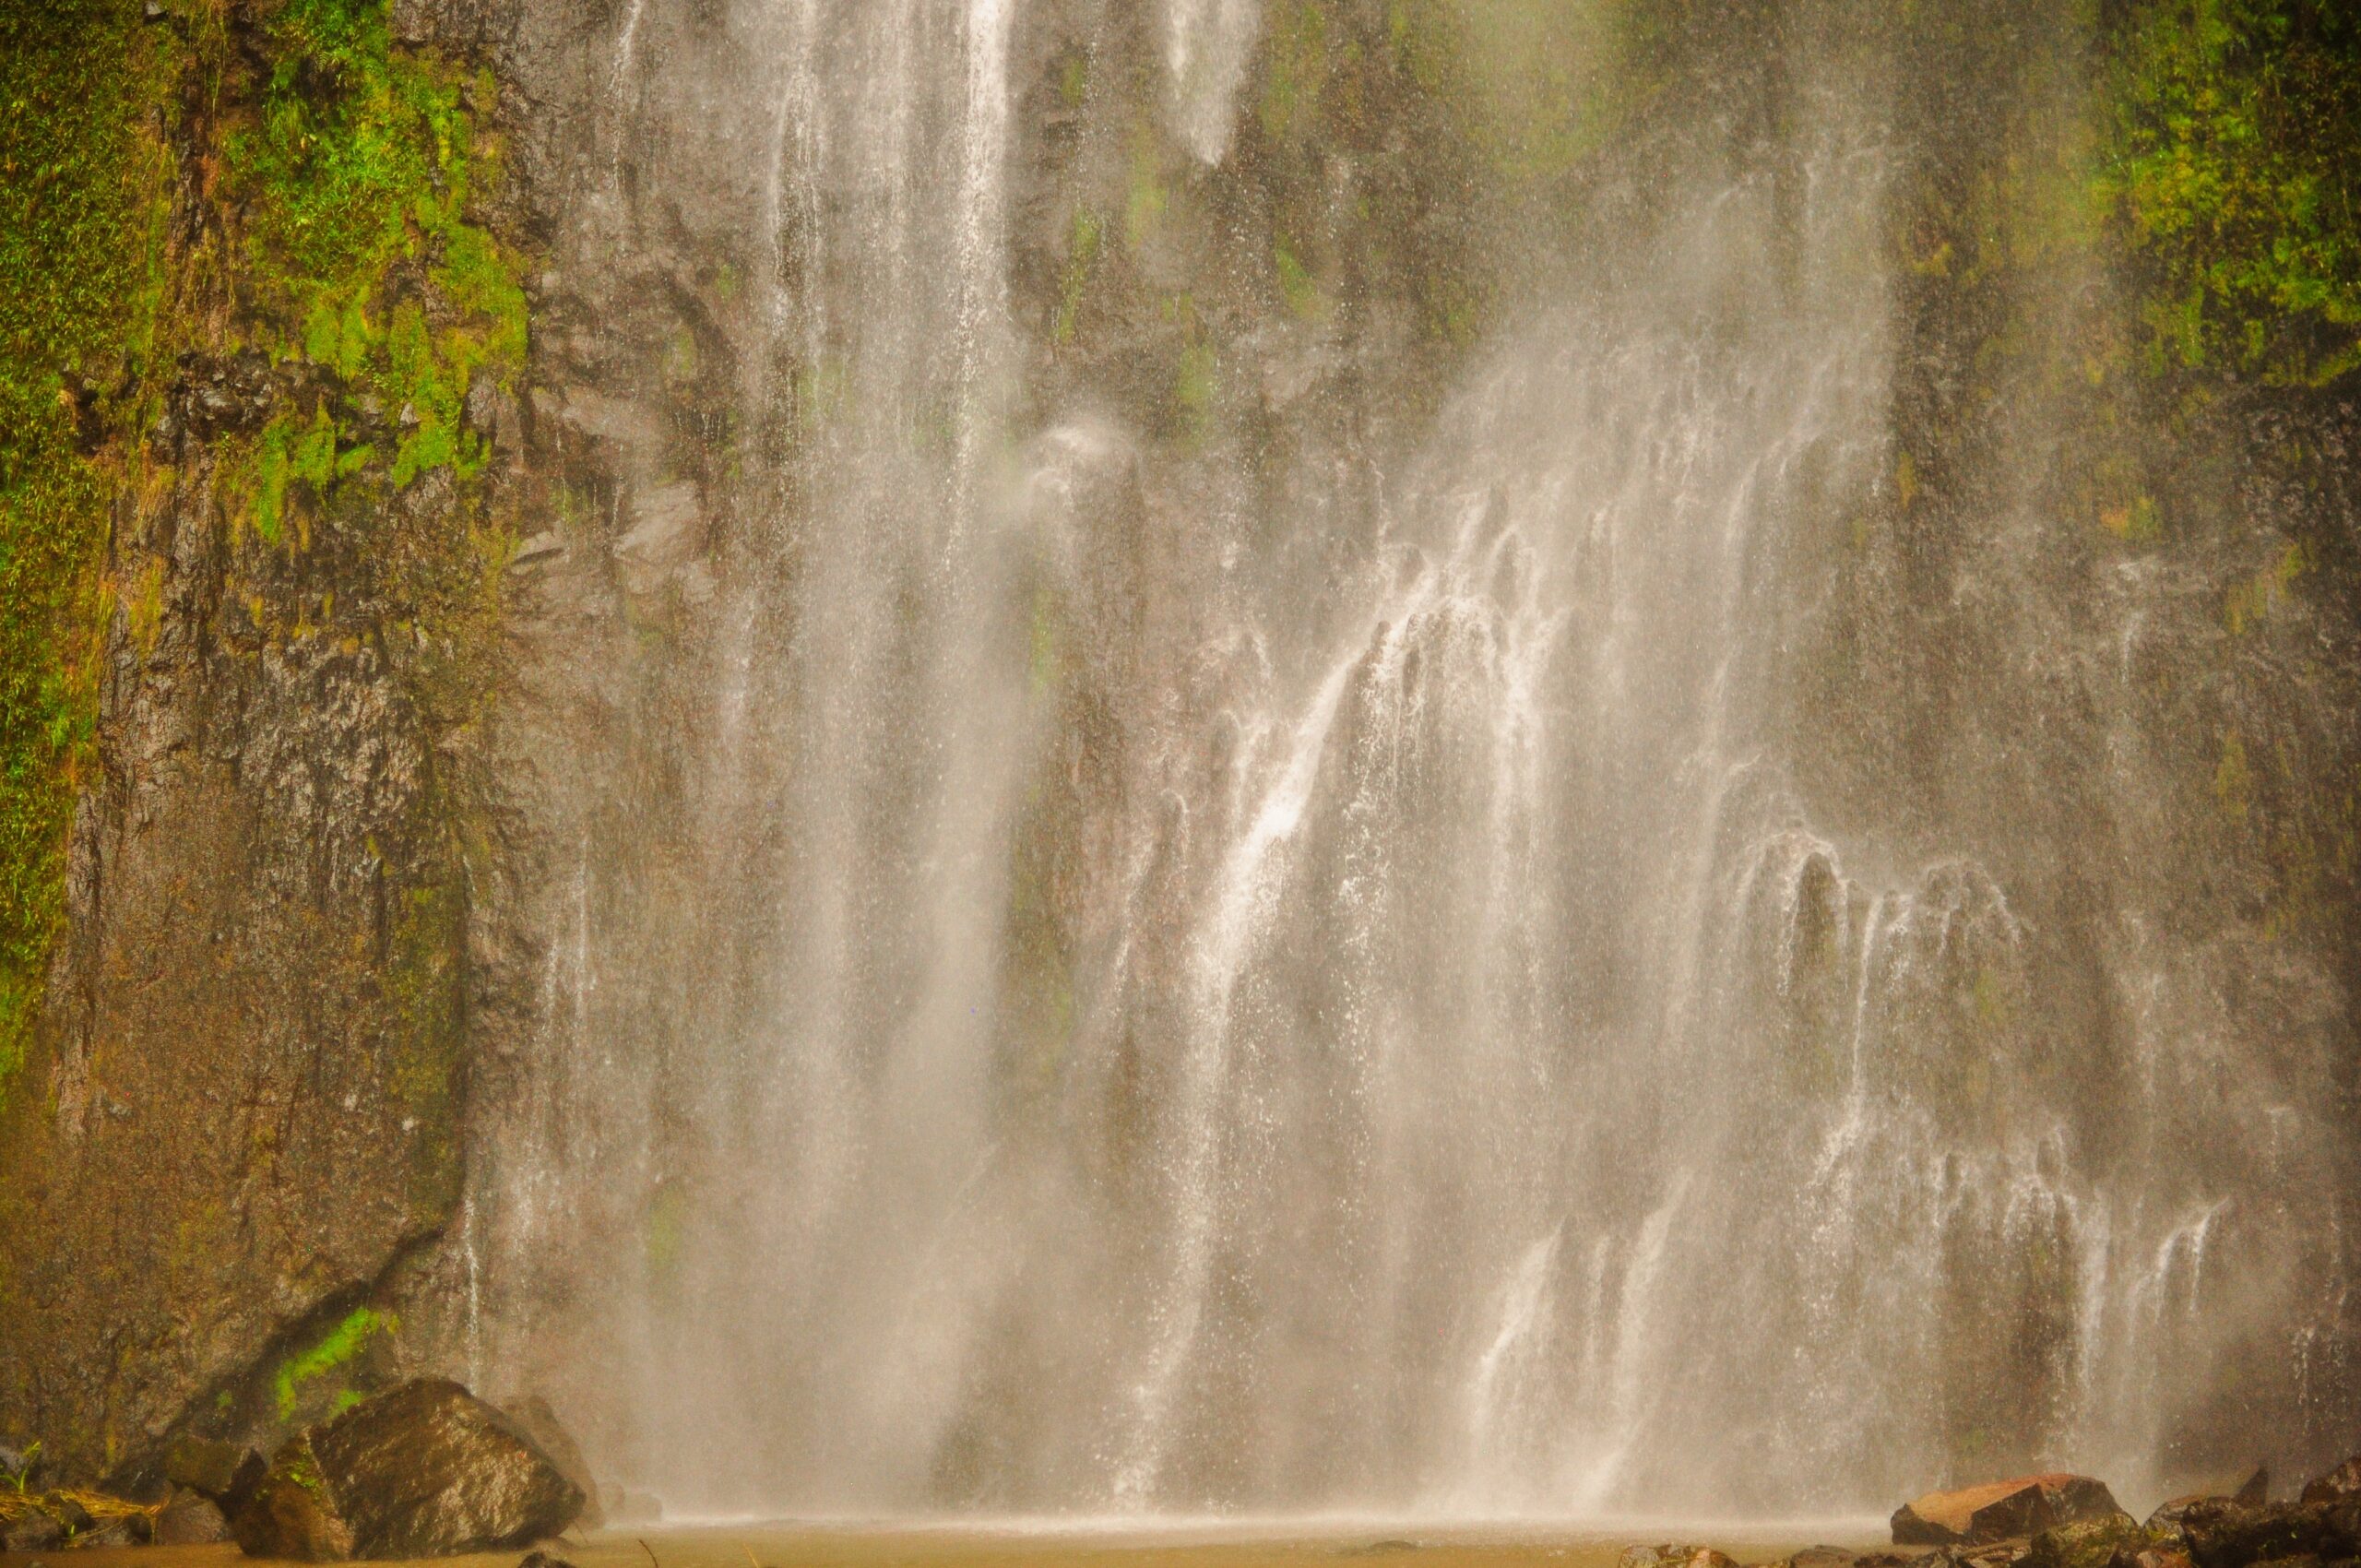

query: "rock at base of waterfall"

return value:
[2023, 1513, 2147, 1568]
[1620, 1545, 1739, 1568]
[1761, 1545, 1865, 1568]
[158, 1485, 233, 1545]
[1894, 1476, 2129, 1546]
[164, 1432, 268, 1513]
[2306, 1458, 2361, 1506]
[230, 1380, 584, 1560]
[231, 1437, 357, 1562]
[499, 1394, 602, 1529]
[310, 1379, 586, 1558]
[2175, 1498, 2361, 1568]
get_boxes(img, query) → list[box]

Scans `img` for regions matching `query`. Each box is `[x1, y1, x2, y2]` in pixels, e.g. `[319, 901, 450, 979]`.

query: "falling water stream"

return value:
[468, 0, 2358, 1524]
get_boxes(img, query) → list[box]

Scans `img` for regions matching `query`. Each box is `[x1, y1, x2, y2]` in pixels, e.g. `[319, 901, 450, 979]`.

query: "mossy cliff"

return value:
[0, 0, 528, 1480]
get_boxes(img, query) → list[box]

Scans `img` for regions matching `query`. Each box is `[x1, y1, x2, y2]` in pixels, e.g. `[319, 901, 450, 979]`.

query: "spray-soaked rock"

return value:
[2022, 1514, 2147, 1568]
[2306, 1459, 2361, 1506]
[1620, 1546, 1739, 1568]
[231, 1382, 582, 1560]
[232, 1436, 358, 1561]
[2175, 1499, 2361, 1568]
[1895, 1476, 2129, 1546]
[497, 1395, 601, 1529]
[164, 1432, 267, 1512]
[157, 1486, 233, 1545]
[308, 1380, 584, 1557]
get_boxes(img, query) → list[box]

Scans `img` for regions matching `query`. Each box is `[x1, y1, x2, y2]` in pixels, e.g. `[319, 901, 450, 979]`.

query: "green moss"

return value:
[0, 0, 176, 1108]
[2098, 0, 2361, 385]
[222, 0, 526, 537]
[274, 1306, 392, 1419]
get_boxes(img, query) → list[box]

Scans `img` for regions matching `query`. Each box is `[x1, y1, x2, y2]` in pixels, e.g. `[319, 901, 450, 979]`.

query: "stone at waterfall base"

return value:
[230, 1379, 585, 1559]
[1893, 1476, 2129, 1546]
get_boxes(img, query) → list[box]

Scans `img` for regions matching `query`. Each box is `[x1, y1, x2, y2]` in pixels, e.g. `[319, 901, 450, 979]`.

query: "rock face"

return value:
[1894, 1475, 2129, 1546]
[231, 1380, 585, 1561]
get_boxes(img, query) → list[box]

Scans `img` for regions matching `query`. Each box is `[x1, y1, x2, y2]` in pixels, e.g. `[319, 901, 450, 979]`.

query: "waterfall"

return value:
[469, 0, 2361, 1521]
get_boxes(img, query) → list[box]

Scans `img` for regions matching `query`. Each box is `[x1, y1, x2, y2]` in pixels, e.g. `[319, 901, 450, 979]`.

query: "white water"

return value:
[469, 0, 2361, 1523]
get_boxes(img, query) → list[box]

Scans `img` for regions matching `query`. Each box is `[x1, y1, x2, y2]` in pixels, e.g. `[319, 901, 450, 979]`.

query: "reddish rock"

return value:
[1892, 1475, 2128, 1546]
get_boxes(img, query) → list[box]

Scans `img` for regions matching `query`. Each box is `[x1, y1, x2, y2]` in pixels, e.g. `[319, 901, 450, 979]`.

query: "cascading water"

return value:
[469, 0, 2359, 1522]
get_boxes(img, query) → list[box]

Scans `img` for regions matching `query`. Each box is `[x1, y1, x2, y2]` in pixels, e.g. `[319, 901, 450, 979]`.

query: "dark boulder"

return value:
[1896, 1477, 2130, 1547]
[2240, 1472, 2272, 1507]
[308, 1379, 585, 1558]
[518, 1552, 580, 1568]
[231, 1437, 358, 1562]
[2306, 1460, 2361, 1507]
[158, 1486, 233, 1545]
[2177, 1500, 2361, 1568]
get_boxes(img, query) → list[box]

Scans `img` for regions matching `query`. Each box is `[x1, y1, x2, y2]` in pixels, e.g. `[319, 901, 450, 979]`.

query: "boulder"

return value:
[1619, 1548, 1738, 1568]
[165, 1432, 268, 1512]
[498, 1396, 601, 1530]
[1895, 1476, 2130, 1546]
[1, 1495, 65, 1553]
[158, 1486, 233, 1545]
[2177, 1500, 2360, 1568]
[307, 1378, 585, 1558]
[2305, 1460, 2361, 1507]
[2239, 1471, 2272, 1507]
[231, 1436, 357, 1562]
[2022, 1514, 2145, 1568]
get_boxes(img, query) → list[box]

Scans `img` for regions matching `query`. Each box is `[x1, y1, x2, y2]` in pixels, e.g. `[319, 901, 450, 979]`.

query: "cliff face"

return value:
[0, 0, 539, 1479]
[0, 0, 2355, 1504]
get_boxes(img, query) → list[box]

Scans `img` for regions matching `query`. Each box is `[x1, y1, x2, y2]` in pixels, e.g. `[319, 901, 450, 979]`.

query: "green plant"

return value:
[274, 1307, 392, 1419]
[2098, 0, 2361, 384]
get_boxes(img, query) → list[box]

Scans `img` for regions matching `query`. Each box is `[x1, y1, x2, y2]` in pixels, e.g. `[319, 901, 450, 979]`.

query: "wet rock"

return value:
[1790, 1548, 1862, 1568]
[232, 1436, 357, 1562]
[1, 1496, 65, 1553]
[2306, 1460, 2361, 1506]
[2023, 1513, 2146, 1568]
[164, 1432, 267, 1508]
[614, 481, 706, 601]
[2241, 1472, 2272, 1507]
[2177, 1500, 2360, 1568]
[497, 1395, 601, 1530]
[158, 1486, 233, 1545]
[509, 530, 568, 569]
[307, 1378, 585, 1557]
[1895, 1476, 2130, 1547]
[1620, 1547, 1738, 1568]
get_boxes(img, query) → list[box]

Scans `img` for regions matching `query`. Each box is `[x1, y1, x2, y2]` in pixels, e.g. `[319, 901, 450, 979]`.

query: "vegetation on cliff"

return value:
[0, 0, 174, 1104]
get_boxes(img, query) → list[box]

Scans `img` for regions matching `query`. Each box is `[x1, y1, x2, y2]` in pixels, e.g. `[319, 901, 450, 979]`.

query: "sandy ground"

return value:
[12, 1519, 1898, 1568]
